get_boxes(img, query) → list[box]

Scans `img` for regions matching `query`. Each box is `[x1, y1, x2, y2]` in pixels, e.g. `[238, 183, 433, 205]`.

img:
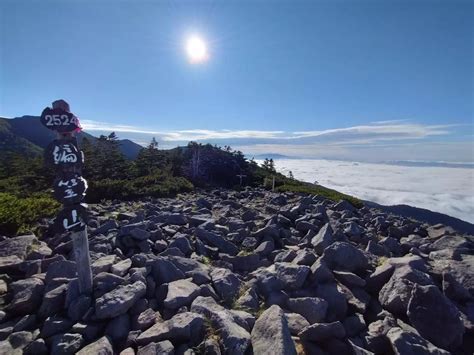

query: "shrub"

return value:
[86, 173, 193, 202]
[0, 192, 60, 236]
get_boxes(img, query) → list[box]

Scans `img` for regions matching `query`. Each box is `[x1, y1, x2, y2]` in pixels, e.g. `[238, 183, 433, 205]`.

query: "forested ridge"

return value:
[0, 132, 361, 235]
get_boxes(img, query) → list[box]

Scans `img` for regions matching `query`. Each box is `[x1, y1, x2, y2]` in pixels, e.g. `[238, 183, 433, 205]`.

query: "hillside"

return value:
[0, 116, 143, 159]
[0, 188, 472, 354]
[0, 118, 43, 157]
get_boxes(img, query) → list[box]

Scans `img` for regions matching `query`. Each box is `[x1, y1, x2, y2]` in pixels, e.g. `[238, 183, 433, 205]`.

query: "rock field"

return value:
[0, 188, 473, 354]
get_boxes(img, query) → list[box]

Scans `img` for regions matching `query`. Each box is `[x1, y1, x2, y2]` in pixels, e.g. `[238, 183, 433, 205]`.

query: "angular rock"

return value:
[191, 296, 250, 354]
[111, 258, 132, 277]
[76, 336, 113, 355]
[168, 234, 193, 256]
[298, 321, 346, 341]
[210, 268, 241, 303]
[136, 312, 204, 346]
[105, 313, 130, 340]
[167, 213, 187, 225]
[130, 228, 151, 241]
[93, 272, 123, 293]
[92, 255, 116, 275]
[287, 297, 328, 324]
[138, 340, 174, 355]
[45, 260, 77, 284]
[255, 240, 274, 256]
[379, 266, 432, 316]
[132, 308, 160, 331]
[285, 313, 310, 335]
[6, 278, 44, 315]
[311, 223, 335, 254]
[407, 284, 464, 350]
[315, 282, 348, 322]
[163, 279, 200, 310]
[195, 228, 238, 255]
[251, 305, 296, 355]
[95, 281, 146, 319]
[8, 331, 34, 350]
[41, 316, 74, 338]
[321, 242, 369, 273]
[38, 284, 67, 319]
[387, 326, 450, 355]
[0, 235, 38, 259]
[233, 285, 257, 309]
[220, 253, 260, 272]
[334, 270, 366, 288]
[152, 257, 185, 285]
[342, 313, 366, 337]
[274, 263, 310, 290]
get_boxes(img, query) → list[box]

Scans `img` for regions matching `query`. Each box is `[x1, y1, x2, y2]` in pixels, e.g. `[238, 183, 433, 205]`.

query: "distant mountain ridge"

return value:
[364, 200, 474, 235]
[0, 116, 143, 159]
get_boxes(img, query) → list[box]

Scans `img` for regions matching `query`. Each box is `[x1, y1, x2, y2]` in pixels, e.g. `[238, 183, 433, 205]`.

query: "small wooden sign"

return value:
[55, 203, 88, 233]
[45, 139, 84, 170]
[53, 173, 88, 205]
[40, 107, 81, 132]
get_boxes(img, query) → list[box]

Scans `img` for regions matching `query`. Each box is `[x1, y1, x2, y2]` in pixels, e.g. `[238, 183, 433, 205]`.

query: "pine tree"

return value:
[135, 137, 164, 176]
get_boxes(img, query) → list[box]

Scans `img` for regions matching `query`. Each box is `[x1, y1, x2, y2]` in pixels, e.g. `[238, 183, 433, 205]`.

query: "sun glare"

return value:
[185, 35, 209, 63]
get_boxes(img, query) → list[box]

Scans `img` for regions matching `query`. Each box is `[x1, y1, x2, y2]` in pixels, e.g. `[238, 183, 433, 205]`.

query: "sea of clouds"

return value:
[260, 159, 474, 224]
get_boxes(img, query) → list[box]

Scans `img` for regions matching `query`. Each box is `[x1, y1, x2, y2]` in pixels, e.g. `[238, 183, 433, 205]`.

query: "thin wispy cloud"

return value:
[81, 119, 472, 162]
[82, 119, 457, 142]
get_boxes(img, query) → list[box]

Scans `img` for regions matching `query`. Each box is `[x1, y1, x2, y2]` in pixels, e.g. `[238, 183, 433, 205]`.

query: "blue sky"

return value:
[1, 0, 473, 162]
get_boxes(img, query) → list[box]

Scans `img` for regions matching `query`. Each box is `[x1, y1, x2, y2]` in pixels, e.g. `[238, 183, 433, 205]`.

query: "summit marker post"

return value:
[42, 100, 92, 295]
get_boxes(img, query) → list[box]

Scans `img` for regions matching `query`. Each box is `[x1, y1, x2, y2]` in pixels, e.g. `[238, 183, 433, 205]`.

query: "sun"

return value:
[185, 35, 209, 64]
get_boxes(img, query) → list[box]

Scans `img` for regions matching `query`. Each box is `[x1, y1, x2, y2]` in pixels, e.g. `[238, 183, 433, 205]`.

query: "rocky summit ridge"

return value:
[0, 188, 472, 354]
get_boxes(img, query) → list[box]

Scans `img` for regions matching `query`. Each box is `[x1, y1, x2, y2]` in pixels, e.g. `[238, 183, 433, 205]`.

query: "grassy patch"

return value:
[376, 256, 388, 267]
[276, 181, 363, 208]
[0, 192, 60, 236]
[204, 317, 221, 343]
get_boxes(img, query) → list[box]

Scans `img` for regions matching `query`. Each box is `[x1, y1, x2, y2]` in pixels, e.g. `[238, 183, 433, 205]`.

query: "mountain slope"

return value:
[0, 118, 43, 158]
[0, 116, 143, 159]
[364, 200, 474, 235]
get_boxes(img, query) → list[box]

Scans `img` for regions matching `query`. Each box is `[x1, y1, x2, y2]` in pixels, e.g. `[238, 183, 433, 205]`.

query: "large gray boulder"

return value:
[379, 266, 432, 316]
[6, 278, 44, 315]
[321, 242, 369, 273]
[286, 297, 328, 324]
[95, 281, 146, 319]
[315, 282, 348, 321]
[151, 257, 185, 285]
[138, 340, 174, 355]
[191, 296, 251, 354]
[407, 284, 464, 350]
[274, 263, 310, 290]
[163, 279, 200, 310]
[0, 235, 38, 259]
[136, 312, 204, 346]
[251, 305, 296, 355]
[195, 227, 238, 255]
[430, 253, 474, 298]
[298, 321, 346, 341]
[76, 336, 113, 355]
[311, 223, 335, 254]
[387, 326, 450, 355]
[38, 284, 67, 319]
[210, 268, 241, 303]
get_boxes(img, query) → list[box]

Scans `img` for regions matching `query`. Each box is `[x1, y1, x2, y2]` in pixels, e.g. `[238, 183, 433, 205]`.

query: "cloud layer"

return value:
[264, 159, 474, 223]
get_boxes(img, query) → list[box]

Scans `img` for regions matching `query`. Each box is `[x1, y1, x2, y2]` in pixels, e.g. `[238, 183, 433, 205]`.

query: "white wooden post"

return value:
[71, 230, 93, 294]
